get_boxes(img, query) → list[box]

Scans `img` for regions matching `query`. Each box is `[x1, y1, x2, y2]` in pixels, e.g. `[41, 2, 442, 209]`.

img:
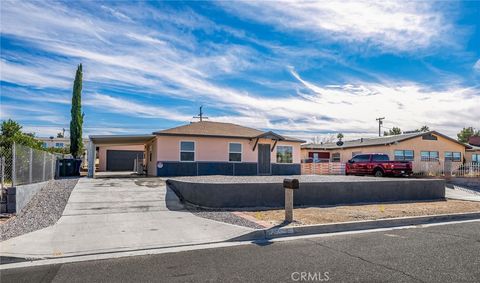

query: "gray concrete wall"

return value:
[167, 179, 446, 208]
[7, 181, 49, 213]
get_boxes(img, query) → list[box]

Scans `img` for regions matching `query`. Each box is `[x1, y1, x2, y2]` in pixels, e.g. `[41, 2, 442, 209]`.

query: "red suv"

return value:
[346, 153, 413, 177]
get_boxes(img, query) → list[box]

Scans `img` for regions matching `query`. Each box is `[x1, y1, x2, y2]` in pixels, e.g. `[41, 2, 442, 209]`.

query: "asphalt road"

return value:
[2, 221, 480, 282]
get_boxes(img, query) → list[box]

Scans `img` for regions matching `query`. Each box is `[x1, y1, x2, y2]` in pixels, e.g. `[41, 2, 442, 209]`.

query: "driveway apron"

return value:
[0, 178, 253, 259]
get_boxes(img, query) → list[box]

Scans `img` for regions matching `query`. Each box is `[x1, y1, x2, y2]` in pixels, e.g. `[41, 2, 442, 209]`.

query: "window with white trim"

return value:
[180, 141, 195, 162]
[229, 143, 242, 162]
[55, 142, 64, 148]
[276, 146, 293, 163]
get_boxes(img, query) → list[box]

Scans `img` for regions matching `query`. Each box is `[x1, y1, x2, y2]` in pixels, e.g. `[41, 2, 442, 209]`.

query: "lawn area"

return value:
[242, 200, 480, 227]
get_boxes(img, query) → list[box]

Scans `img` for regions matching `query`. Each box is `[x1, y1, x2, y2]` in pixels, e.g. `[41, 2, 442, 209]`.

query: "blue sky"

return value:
[1, 1, 479, 141]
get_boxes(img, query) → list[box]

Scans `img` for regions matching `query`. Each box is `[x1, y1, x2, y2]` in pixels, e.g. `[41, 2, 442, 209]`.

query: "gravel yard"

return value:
[187, 206, 264, 229]
[0, 178, 78, 241]
[241, 199, 480, 227]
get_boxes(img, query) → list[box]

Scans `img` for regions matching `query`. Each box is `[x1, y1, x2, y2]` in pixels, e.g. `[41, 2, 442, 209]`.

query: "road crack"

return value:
[307, 239, 426, 283]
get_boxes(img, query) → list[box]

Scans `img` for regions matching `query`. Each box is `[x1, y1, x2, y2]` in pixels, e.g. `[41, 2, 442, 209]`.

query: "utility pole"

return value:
[376, 117, 385, 137]
[193, 106, 208, 122]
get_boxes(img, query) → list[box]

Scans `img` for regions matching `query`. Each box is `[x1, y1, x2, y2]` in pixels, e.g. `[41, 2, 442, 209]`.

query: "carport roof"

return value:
[89, 134, 155, 145]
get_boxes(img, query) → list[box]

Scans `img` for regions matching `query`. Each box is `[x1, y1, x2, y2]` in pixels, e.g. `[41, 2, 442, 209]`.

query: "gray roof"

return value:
[154, 121, 305, 142]
[302, 131, 469, 150]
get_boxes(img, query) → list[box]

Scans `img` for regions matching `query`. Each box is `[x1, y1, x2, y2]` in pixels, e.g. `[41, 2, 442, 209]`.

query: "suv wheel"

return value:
[374, 169, 384, 177]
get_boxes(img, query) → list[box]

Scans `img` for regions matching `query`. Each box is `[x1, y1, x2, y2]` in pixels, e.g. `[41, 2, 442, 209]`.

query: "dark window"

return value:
[372, 154, 390, 161]
[394, 150, 414, 161]
[331, 152, 341, 162]
[445, 152, 461, 162]
[473, 154, 479, 163]
[352, 152, 362, 158]
[355, 154, 371, 162]
[421, 151, 439, 161]
[229, 143, 242, 162]
[422, 134, 438, 140]
[180, 141, 195, 162]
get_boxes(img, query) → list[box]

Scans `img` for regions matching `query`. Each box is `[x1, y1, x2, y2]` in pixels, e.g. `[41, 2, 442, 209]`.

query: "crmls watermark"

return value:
[291, 271, 330, 281]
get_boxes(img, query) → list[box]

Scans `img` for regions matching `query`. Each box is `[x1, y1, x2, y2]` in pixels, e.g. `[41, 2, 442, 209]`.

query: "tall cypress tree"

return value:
[70, 64, 84, 158]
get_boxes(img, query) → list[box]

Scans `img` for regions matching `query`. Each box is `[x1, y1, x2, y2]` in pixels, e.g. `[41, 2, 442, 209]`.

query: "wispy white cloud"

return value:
[1, 0, 477, 140]
[0, 59, 71, 88]
[474, 59, 480, 72]
[84, 93, 192, 122]
[220, 0, 455, 53]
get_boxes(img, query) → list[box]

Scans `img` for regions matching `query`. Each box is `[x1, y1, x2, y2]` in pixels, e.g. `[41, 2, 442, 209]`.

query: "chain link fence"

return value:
[0, 143, 57, 190]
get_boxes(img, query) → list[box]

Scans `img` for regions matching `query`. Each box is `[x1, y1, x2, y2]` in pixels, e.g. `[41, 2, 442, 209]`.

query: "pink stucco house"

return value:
[88, 121, 304, 177]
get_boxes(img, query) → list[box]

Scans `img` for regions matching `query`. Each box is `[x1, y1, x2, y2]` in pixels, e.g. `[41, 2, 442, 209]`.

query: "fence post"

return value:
[12, 143, 16, 186]
[42, 151, 46, 181]
[29, 147, 33, 184]
[1, 157, 4, 191]
[51, 155, 55, 180]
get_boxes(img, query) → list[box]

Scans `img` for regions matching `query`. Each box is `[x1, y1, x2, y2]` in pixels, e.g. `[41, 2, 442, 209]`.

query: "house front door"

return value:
[258, 144, 271, 175]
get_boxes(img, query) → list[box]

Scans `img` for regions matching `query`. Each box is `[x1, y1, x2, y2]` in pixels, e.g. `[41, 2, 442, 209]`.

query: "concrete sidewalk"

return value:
[446, 187, 480, 202]
[0, 178, 253, 259]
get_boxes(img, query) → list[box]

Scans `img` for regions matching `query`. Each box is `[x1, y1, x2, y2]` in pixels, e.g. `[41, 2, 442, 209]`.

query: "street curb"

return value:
[2, 216, 479, 270]
[260, 211, 480, 239]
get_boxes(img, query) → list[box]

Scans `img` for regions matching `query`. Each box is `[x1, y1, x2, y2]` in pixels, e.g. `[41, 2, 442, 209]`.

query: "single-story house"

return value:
[301, 131, 472, 171]
[88, 121, 304, 177]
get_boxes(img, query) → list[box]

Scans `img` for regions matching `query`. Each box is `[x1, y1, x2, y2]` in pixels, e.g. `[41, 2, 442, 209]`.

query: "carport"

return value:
[88, 135, 155, 178]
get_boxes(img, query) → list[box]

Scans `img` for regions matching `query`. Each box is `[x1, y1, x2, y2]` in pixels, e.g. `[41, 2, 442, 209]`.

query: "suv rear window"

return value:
[353, 155, 371, 162]
[372, 154, 390, 161]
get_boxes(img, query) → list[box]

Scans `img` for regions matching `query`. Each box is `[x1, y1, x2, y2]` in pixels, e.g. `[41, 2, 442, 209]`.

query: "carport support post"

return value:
[87, 141, 96, 178]
[283, 178, 299, 223]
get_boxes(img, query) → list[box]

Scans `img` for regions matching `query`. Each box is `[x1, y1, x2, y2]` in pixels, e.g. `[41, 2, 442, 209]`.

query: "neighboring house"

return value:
[465, 136, 480, 164]
[37, 137, 90, 168]
[88, 121, 304, 177]
[38, 137, 90, 150]
[301, 131, 471, 172]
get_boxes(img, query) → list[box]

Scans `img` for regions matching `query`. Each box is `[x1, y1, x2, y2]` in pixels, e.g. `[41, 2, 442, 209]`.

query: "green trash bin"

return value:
[58, 159, 81, 177]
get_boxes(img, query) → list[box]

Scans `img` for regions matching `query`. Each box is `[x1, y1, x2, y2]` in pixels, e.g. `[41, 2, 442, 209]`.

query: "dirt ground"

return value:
[242, 200, 480, 226]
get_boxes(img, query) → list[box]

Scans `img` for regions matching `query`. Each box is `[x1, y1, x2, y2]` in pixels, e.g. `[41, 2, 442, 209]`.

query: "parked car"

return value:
[345, 153, 412, 177]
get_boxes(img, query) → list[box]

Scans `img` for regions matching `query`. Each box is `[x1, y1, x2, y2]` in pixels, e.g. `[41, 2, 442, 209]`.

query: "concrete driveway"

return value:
[0, 178, 253, 259]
